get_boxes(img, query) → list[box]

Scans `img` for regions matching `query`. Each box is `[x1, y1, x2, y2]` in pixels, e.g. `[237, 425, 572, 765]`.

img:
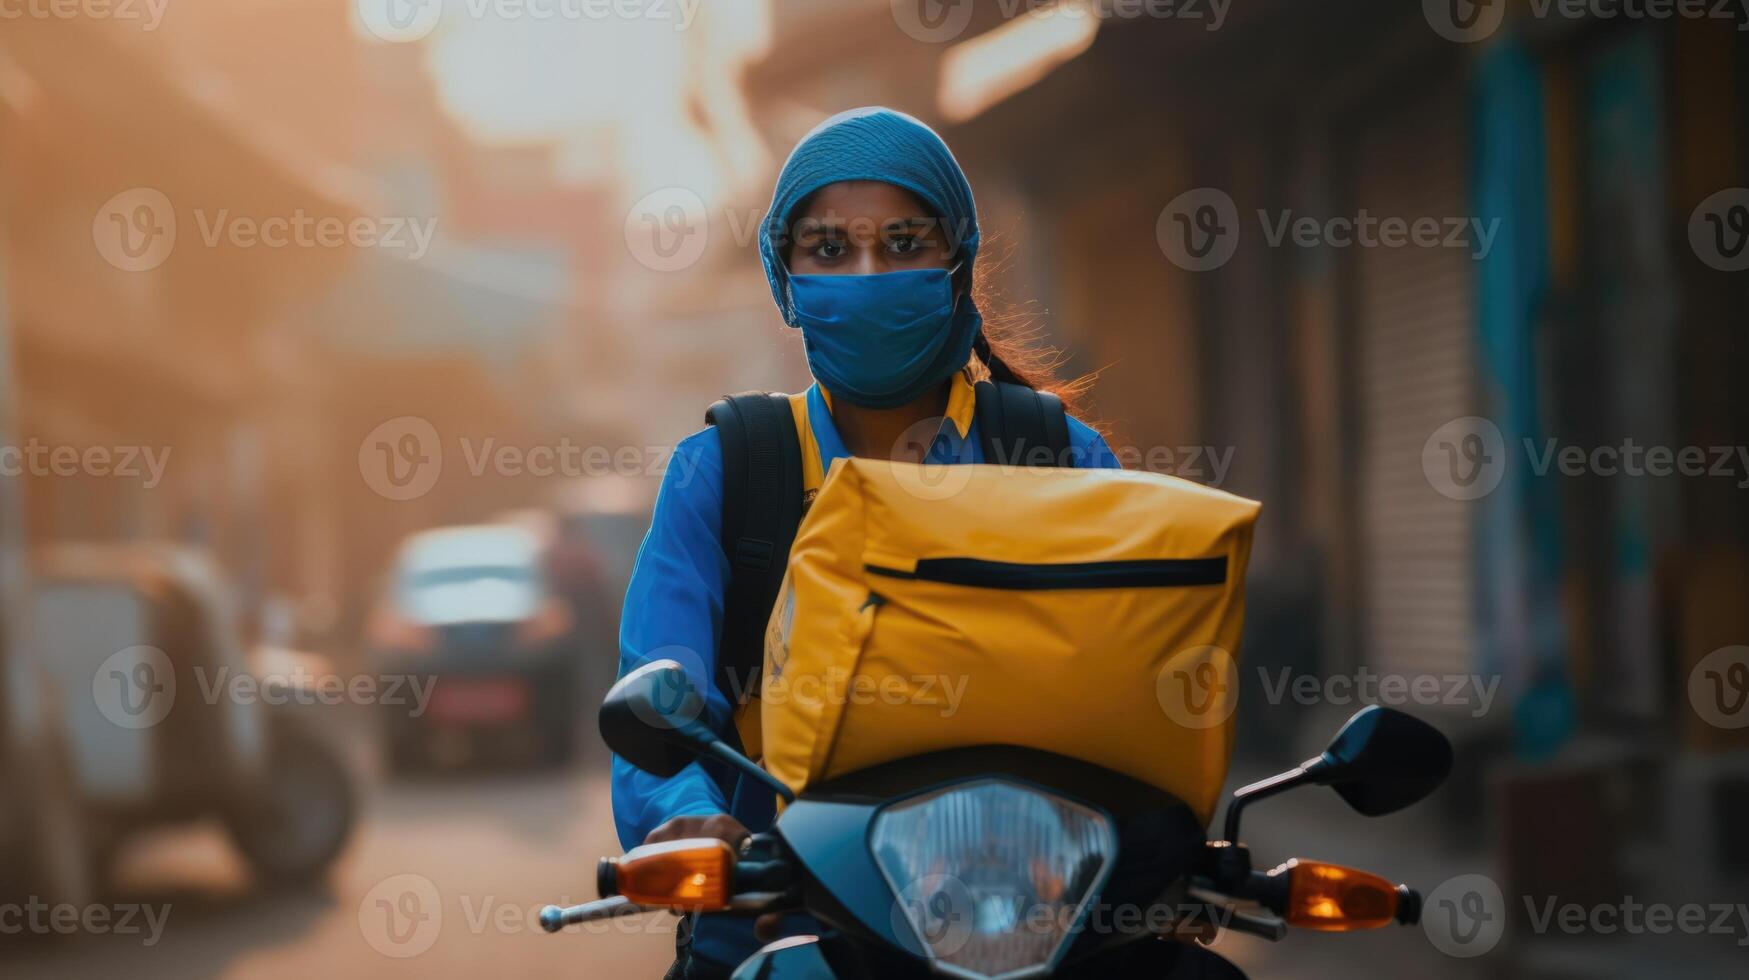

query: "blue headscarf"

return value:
[757, 107, 982, 340]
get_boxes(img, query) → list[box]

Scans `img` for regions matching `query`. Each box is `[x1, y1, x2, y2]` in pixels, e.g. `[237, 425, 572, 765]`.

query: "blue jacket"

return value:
[611, 376, 1120, 966]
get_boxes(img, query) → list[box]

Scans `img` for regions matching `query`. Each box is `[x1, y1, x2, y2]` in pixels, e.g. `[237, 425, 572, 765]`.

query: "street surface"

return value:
[6, 763, 675, 978]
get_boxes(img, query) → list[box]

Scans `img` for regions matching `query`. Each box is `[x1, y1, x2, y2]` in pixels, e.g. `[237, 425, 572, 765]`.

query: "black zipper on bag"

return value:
[864, 556, 1227, 590]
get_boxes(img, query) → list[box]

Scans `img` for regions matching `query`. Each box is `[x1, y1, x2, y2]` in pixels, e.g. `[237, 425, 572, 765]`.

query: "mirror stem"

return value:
[1221, 756, 1328, 843]
[701, 740, 797, 804]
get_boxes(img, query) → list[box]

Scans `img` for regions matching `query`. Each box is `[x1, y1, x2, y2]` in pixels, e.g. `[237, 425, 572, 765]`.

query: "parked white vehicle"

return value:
[31, 544, 357, 886]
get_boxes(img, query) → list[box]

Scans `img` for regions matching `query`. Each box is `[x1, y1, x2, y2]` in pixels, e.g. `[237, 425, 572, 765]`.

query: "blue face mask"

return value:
[787, 264, 974, 409]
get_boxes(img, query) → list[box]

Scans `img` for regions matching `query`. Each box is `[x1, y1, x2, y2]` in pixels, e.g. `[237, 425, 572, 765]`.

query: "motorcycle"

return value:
[540, 660, 1453, 978]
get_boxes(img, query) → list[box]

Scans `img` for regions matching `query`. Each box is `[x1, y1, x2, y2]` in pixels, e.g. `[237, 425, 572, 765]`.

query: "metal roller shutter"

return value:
[1353, 83, 1477, 682]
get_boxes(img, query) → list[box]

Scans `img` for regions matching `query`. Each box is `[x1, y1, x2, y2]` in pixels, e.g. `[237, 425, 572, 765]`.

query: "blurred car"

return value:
[30, 543, 357, 887]
[1, 553, 93, 910]
[369, 524, 578, 770]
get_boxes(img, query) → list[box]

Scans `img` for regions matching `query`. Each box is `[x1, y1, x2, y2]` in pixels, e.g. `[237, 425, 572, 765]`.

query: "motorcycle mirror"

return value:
[598, 660, 715, 778]
[598, 660, 796, 803]
[1307, 705, 1453, 817]
[1219, 705, 1453, 847]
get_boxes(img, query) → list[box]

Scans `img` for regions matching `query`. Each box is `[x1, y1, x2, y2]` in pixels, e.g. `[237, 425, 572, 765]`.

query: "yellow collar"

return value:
[816, 363, 981, 440]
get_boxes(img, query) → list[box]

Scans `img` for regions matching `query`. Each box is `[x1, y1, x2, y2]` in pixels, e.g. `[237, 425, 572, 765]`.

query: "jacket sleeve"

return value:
[610, 426, 735, 849]
[1066, 415, 1123, 470]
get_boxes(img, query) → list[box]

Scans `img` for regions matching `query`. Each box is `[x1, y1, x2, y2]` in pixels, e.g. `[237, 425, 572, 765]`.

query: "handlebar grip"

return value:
[1394, 886, 1421, 926]
[538, 896, 653, 933]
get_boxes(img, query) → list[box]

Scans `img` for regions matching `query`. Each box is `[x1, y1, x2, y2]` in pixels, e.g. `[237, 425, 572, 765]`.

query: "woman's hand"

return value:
[642, 813, 751, 848]
[642, 815, 790, 940]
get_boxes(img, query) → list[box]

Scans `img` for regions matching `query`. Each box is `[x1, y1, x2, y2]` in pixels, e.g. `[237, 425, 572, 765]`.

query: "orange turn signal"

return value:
[1274, 859, 1401, 931]
[598, 838, 735, 911]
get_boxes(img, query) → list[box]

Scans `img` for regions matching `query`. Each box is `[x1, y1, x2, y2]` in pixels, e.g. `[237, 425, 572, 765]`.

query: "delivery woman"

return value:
[611, 106, 1120, 978]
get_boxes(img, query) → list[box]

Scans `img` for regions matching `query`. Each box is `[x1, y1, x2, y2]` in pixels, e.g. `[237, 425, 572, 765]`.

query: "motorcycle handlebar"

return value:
[538, 896, 656, 932]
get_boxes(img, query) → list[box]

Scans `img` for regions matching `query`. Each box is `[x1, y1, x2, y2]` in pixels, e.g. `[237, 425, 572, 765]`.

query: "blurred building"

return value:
[0, 13, 362, 612]
[0, 3, 608, 656]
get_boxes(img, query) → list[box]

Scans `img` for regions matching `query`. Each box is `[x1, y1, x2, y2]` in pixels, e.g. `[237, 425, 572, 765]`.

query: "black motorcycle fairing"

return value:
[727, 935, 834, 980]
[794, 928, 1248, 980]
[772, 746, 1211, 972]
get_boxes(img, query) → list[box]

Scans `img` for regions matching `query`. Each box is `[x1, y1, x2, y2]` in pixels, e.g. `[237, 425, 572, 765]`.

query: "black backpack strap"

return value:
[974, 379, 1071, 467]
[704, 392, 803, 708]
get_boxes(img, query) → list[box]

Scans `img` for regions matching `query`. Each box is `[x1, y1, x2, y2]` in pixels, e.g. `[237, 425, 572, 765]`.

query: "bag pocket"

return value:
[865, 556, 1227, 590]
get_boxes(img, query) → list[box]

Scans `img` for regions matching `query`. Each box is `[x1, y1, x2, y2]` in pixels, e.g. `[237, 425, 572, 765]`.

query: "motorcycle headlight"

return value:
[869, 779, 1117, 980]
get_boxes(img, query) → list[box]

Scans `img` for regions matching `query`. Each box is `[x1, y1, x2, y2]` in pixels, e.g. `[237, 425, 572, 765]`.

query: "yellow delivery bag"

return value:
[755, 458, 1259, 824]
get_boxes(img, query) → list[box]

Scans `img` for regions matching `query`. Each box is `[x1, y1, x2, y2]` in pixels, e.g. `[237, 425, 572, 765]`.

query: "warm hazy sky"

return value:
[383, 0, 771, 203]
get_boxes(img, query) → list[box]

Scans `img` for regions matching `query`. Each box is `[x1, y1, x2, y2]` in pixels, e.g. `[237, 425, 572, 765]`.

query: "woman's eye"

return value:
[812, 240, 846, 260]
[888, 236, 921, 255]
